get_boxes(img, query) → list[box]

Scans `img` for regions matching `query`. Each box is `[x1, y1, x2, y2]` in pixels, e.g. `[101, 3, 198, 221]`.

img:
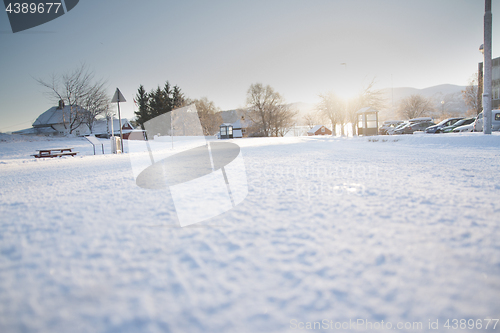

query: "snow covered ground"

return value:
[1, 132, 499, 333]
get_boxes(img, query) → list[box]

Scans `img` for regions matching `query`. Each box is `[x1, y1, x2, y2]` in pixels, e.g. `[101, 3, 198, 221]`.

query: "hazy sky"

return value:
[0, 0, 498, 132]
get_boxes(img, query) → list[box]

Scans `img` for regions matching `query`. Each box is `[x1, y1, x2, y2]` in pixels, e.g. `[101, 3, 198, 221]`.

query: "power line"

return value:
[0, 120, 33, 132]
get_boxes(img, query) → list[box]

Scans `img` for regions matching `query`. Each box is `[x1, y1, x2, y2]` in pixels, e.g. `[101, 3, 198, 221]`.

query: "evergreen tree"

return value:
[149, 86, 167, 119]
[163, 81, 173, 111]
[133, 81, 186, 130]
[134, 84, 150, 129]
[171, 85, 185, 110]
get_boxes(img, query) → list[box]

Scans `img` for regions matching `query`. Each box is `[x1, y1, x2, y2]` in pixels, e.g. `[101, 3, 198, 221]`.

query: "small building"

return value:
[90, 118, 135, 139]
[219, 109, 255, 137]
[218, 119, 246, 139]
[356, 107, 379, 136]
[307, 125, 332, 136]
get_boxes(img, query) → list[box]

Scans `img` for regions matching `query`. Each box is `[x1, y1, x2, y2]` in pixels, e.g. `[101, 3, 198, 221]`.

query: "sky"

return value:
[0, 0, 498, 132]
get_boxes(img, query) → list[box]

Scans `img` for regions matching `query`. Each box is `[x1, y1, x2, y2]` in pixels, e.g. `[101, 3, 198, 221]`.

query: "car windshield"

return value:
[437, 118, 460, 126]
[451, 119, 467, 127]
[453, 118, 474, 127]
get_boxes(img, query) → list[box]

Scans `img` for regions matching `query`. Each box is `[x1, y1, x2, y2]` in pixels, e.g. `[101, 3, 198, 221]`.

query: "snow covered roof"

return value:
[219, 109, 252, 128]
[307, 125, 323, 133]
[32, 105, 89, 128]
[356, 107, 378, 114]
[220, 110, 244, 123]
[232, 119, 242, 129]
[12, 127, 58, 135]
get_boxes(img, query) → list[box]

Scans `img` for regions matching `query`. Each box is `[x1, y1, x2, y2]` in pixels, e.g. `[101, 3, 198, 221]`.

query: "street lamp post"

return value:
[482, 0, 493, 134]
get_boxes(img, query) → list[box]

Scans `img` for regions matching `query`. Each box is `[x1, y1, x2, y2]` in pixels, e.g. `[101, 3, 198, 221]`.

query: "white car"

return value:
[473, 110, 500, 132]
[379, 120, 404, 135]
[453, 123, 474, 132]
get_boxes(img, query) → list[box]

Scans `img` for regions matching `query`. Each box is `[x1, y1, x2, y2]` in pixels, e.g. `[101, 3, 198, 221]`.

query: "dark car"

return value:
[393, 121, 435, 134]
[425, 117, 463, 133]
[441, 117, 476, 133]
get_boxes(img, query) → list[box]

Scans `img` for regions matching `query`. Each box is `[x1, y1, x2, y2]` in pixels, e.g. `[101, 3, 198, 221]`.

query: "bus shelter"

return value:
[356, 107, 379, 136]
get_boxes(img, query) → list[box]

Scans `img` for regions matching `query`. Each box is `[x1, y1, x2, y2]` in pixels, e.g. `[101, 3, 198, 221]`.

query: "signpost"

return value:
[111, 88, 126, 152]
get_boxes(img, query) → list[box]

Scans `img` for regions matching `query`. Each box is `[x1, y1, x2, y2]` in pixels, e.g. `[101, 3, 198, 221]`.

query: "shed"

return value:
[219, 123, 233, 139]
[356, 107, 379, 136]
[307, 125, 332, 136]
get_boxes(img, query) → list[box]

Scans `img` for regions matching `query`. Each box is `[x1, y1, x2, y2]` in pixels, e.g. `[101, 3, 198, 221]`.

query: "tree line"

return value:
[133, 82, 185, 130]
[134, 82, 297, 137]
[37, 64, 482, 138]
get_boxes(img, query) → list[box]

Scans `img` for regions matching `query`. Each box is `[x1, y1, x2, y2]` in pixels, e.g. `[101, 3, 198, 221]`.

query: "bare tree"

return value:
[190, 97, 223, 136]
[246, 83, 296, 137]
[82, 80, 110, 133]
[316, 92, 344, 135]
[272, 104, 297, 137]
[36, 64, 109, 134]
[397, 94, 434, 119]
[303, 113, 318, 129]
[462, 73, 482, 116]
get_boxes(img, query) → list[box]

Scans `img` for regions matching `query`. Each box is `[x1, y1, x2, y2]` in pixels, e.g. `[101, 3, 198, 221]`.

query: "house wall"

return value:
[51, 123, 89, 136]
[309, 126, 332, 136]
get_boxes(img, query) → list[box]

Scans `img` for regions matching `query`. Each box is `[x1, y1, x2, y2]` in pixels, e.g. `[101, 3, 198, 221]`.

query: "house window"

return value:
[228, 126, 233, 135]
[321, 127, 325, 133]
[221, 127, 227, 136]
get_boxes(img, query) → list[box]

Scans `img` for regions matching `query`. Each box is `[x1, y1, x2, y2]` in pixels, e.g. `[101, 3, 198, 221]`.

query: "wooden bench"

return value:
[32, 148, 79, 158]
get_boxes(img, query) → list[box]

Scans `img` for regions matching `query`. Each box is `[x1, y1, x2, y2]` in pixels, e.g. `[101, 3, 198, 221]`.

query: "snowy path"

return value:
[1, 133, 499, 332]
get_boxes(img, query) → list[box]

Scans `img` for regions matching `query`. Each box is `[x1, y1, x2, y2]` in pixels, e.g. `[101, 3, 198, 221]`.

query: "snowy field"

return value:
[1, 132, 500, 333]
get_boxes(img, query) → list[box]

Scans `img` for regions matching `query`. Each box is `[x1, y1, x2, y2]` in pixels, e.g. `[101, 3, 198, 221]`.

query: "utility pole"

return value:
[483, 0, 492, 134]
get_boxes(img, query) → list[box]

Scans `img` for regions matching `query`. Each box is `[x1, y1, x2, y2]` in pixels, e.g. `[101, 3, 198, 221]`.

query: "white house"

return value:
[13, 102, 134, 138]
[14, 103, 90, 136]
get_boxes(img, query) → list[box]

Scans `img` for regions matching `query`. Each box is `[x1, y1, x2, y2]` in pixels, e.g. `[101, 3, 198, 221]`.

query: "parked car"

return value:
[442, 117, 476, 133]
[393, 121, 435, 135]
[453, 123, 474, 133]
[388, 118, 434, 135]
[408, 117, 433, 122]
[379, 120, 404, 135]
[425, 117, 463, 133]
[473, 110, 500, 132]
[387, 122, 409, 135]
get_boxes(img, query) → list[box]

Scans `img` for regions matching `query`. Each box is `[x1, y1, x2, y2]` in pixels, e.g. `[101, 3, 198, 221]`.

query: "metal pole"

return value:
[483, 0, 492, 134]
[117, 88, 125, 151]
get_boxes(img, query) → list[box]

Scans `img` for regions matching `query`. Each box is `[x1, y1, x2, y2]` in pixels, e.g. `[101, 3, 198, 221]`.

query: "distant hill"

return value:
[382, 84, 467, 104]
[380, 84, 468, 120]
[222, 84, 470, 125]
